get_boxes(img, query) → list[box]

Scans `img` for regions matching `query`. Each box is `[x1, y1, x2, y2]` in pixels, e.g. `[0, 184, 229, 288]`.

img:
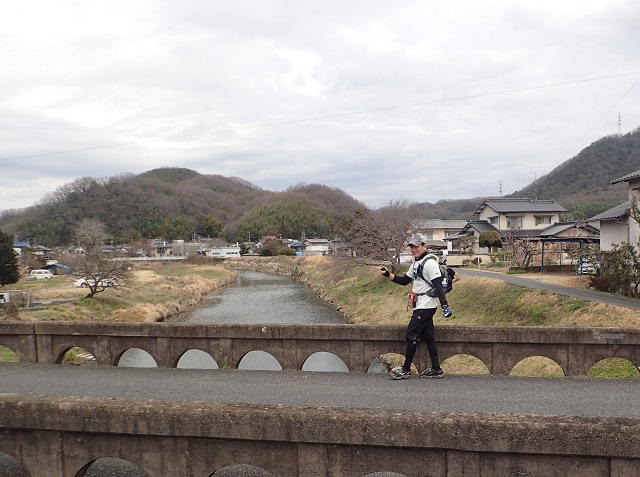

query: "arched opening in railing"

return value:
[75, 457, 148, 477]
[510, 356, 565, 377]
[442, 354, 490, 375]
[379, 352, 418, 375]
[0, 451, 30, 477]
[362, 472, 408, 477]
[0, 345, 19, 363]
[367, 356, 389, 374]
[301, 351, 348, 372]
[238, 350, 283, 370]
[587, 357, 640, 378]
[176, 348, 219, 369]
[59, 346, 97, 366]
[210, 464, 277, 476]
[116, 348, 158, 367]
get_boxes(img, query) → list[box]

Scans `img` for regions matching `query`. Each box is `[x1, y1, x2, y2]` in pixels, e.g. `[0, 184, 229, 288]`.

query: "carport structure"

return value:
[536, 222, 600, 274]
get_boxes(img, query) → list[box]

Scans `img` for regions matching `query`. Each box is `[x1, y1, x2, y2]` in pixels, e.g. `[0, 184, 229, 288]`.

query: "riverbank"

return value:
[3, 261, 236, 322]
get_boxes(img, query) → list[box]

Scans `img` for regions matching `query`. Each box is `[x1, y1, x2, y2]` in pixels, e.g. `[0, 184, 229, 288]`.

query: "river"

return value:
[118, 270, 352, 371]
[176, 270, 345, 325]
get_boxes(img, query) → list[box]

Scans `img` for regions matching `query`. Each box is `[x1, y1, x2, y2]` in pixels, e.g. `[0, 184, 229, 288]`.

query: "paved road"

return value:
[455, 267, 640, 310]
[1, 363, 639, 419]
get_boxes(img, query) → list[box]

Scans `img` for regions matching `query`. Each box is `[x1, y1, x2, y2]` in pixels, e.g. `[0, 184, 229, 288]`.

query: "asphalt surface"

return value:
[455, 267, 640, 310]
[1, 362, 639, 419]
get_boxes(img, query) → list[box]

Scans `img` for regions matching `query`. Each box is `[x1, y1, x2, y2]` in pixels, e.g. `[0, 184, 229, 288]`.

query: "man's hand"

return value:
[380, 267, 390, 278]
[442, 305, 453, 319]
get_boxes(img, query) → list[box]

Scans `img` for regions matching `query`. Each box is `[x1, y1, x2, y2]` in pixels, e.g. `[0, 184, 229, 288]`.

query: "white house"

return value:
[473, 197, 566, 232]
[197, 244, 241, 258]
[588, 169, 640, 251]
[303, 238, 330, 256]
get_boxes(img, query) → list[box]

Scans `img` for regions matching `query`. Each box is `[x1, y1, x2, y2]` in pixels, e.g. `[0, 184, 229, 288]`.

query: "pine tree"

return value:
[0, 228, 20, 287]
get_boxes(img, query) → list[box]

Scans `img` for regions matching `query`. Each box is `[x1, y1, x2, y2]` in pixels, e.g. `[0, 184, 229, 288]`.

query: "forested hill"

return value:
[2, 127, 639, 245]
[417, 126, 640, 220]
[0, 168, 364, 246]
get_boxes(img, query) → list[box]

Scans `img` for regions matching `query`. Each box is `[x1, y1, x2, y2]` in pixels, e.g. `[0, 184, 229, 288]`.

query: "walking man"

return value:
[379, 234, 452, 379]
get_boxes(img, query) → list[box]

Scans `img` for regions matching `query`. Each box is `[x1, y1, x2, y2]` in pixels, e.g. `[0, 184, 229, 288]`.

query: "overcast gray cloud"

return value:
[1, 1, 639, 212]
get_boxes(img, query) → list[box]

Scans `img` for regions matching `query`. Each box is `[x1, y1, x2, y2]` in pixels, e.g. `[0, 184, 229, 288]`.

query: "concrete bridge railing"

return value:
[1, 392, 640, 477]
[1, 321, 639, 376]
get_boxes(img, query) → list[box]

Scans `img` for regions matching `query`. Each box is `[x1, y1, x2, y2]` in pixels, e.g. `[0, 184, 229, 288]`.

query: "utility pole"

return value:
[530, 170, 537, 200]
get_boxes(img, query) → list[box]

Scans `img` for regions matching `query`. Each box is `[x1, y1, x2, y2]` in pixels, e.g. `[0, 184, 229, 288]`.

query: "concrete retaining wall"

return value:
[1, 393, 639, 477]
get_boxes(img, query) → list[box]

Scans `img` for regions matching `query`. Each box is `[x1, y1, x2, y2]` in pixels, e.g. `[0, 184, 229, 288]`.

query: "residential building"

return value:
[473, 197, 566, 234]
[303, 238, 330, 256]
[447, 197, 568, 254]
[588, 169, 640, 251]
[411, 219, 468, 251]
[197, 244, 241, 258]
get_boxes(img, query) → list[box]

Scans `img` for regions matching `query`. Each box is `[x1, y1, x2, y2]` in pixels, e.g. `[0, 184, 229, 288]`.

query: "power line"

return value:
[557, 75, 640, 162]
[1, 71, 639, 163]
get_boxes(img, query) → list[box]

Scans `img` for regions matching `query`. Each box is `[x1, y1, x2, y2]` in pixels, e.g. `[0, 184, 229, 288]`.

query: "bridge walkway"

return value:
[1, 363, 638, 419]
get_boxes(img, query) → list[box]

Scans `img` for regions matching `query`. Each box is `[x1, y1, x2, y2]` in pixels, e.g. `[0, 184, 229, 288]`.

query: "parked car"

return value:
[29, 269, 54, 280]
[74, 277, 118, 288]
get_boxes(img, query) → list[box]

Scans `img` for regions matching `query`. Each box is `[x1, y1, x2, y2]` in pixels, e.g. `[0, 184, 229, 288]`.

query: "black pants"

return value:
[403, 307, 440, 371]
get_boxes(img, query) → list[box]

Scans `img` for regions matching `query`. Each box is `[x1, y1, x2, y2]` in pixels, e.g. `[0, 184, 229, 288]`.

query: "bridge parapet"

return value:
[1, 322, 639, 376]
[1, 392, 639, 477]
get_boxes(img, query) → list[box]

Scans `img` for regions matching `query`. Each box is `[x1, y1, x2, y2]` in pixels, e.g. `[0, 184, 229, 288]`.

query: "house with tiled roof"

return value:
[473, 197, 567, 232]
[537, 222, 600, 240]
[588, 169, 640, 250]
[446, 197, 569, 253]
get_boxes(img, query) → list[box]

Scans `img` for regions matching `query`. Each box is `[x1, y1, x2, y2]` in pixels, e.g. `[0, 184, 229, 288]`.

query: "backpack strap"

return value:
[416, 254, 439, 284]
[417, 254, 451, 293]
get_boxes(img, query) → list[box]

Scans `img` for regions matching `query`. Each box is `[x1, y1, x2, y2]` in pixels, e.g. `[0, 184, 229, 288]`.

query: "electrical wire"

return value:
[557, 75, 640, 162]
[1, 71, 639, 162]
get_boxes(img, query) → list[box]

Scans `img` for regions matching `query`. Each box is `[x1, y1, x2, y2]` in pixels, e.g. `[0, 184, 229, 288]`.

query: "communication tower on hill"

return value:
[618, 112, 622, 138]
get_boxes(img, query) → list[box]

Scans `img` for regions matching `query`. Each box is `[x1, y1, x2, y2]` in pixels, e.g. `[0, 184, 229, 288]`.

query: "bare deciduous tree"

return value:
[504, 234, 539, 269]
[75, 218, 109, 254]
[340, 199, 421, 273]
[72, 219, 134, 298]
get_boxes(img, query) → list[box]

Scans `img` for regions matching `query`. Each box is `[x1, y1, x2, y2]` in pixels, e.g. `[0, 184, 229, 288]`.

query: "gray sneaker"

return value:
[420, 367, 444, 378]
[389, 366, 411, 380]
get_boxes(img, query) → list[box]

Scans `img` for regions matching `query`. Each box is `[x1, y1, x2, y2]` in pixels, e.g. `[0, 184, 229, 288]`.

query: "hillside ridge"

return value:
[1, 126, 639, 244]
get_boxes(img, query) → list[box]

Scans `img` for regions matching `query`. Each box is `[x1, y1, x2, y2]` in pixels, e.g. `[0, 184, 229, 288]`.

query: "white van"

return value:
[30, 269, 54, 280]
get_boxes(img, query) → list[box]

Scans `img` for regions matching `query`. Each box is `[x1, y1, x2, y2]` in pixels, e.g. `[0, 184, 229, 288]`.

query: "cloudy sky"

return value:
[1, 1, 639, 212]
